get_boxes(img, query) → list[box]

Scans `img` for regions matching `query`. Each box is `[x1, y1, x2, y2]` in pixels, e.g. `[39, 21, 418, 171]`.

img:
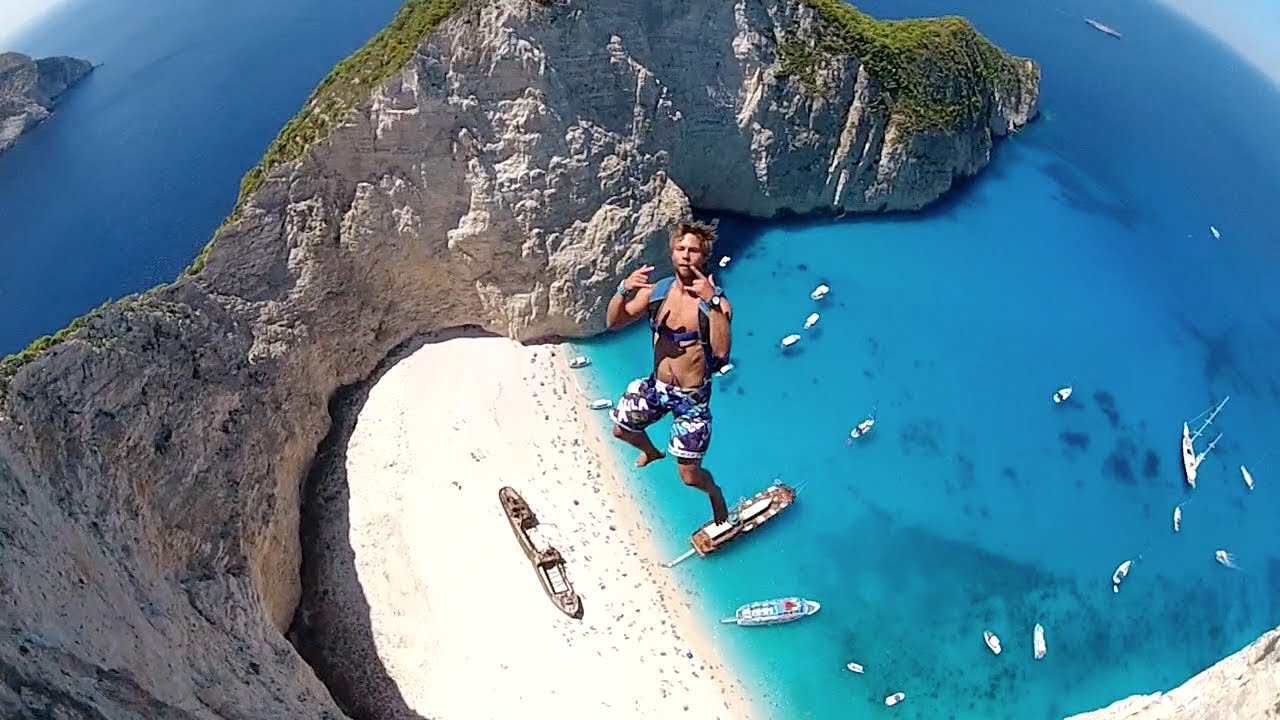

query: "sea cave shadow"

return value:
[288, 324, 497, 720]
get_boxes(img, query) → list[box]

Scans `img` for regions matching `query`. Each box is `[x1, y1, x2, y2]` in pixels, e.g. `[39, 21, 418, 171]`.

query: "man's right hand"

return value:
[621, 264, 656, 293]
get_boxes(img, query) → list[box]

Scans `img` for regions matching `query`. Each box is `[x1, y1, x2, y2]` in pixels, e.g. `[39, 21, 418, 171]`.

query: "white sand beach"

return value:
[340, 335, 754, 719]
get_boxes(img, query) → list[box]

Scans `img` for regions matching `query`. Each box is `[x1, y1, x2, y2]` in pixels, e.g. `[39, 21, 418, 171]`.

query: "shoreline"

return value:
[337, 335, 755, 719]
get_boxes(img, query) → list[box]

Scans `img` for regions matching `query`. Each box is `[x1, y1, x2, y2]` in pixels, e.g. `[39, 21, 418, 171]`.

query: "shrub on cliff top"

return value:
[783, 0, 1034, 132]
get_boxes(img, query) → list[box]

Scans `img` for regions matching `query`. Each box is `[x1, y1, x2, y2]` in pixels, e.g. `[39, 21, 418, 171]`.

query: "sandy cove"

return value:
[336, 334, 754, 719]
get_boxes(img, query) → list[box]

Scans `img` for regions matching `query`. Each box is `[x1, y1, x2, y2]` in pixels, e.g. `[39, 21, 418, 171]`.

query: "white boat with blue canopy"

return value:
[720, 596, 820, 627]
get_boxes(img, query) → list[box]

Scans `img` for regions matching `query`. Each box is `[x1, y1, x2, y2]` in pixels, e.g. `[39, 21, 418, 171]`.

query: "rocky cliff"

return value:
[1066, 626, 1280, 720]
[0, 51, 93, 153]
[0, 0, 1037, 717]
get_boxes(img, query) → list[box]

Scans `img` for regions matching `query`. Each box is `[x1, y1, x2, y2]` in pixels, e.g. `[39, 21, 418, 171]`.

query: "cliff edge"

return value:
[0, 51, 93, 153]
[0, 1, 1037, 717]
[1067, 626, 1280, 720]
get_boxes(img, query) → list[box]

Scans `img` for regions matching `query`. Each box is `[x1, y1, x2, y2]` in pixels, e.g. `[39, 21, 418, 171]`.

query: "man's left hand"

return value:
[687, 266, 718, 302]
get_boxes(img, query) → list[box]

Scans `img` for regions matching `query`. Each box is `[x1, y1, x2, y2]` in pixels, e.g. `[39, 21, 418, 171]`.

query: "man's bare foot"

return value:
[635, 449, 666, 467]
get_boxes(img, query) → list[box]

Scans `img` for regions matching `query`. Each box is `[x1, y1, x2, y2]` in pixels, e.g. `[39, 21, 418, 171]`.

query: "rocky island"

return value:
[0, 51, 93, 153]
[0, 0, 1049, 718]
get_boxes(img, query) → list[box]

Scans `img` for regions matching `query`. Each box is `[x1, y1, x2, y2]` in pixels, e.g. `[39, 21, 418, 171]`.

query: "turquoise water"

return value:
[570, 1, 1280, 718]
[3, 0, 1279, 718]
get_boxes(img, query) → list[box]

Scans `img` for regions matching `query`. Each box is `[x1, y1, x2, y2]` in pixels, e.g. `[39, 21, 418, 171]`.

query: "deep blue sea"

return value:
[4, 0, 1279, 719]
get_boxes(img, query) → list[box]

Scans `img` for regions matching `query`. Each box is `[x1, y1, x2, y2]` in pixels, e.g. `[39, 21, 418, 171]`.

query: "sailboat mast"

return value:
[1192, 396, 1230, 440]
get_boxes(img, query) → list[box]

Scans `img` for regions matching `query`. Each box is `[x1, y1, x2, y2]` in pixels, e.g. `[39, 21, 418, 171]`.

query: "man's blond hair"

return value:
[669, 219, 718, 255]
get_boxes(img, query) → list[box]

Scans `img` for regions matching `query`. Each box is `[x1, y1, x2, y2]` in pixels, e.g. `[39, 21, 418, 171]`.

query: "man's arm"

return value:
[705, 297, 732, 359]
[606, 284, 654, 330]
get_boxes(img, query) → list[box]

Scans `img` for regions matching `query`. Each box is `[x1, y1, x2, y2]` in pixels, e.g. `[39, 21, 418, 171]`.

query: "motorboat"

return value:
[1241, 466, 1254, 491]
[803, 312, 820, 330]
[1112, 559, 1132, 593]
[720, 596, 820, 627]
[983, 630, 1002, 655]
[714, 362, 735, 377]
[845, 661, 864, 674]
[1210, 225, 1221, 239]
[1085, 18, 1122, 38]
[568, 355, 590, 369]
[589, 398, 613, 410]
[1033, 623, 1047, 660]
[1173, 505, 1182, 533]
[781, 333, 801, 348]
[849, 417, 875, 440]
[1053, 386, 1073, 403]
[810, 284, 830, 301]
[884, 692, 905, 707]
[1215, 550, 1238, 569]
[718, 255, 731, 268]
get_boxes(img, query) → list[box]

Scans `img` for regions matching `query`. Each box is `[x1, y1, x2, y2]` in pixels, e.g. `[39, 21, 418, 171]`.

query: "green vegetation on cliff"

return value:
[1, 0, 470, 402]
[780, 0, 1036, 132]
[186, 0, 467, 275]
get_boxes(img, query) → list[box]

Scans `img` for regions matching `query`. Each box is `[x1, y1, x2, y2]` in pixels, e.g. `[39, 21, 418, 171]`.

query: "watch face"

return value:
[710, 294, 721, 306]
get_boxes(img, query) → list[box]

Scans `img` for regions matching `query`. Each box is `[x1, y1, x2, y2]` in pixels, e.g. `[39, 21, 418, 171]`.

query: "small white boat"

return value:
[1215, 549, 1238, 569]
[810, 284, 830, 301]
[1033, 623, 1047, 660]
[568, 355, 590, 369]
[884, 692, 905, 707]
[589, 398, 613, 410]
[1210, 225, 1221, 239]
[718, 255, 731, 268]
[1053, 386, 1073, 403]
[849, 417, 875, 441]
[715, 362, 734, 377]
[1173, 505, 1182, 533]
[983, 630, 1002, 655]
[1112, 559, 1132, 593]
[1241, 465, 1254, 491]
[781, 333, 801, 348]
[845, 661, 864, 674]
[803, 312, 820, 330]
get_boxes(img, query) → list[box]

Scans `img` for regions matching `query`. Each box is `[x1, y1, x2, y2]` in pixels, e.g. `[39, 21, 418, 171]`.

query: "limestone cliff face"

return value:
[0, 0, 1036, 717]
[0, 51, 93, 152]
[1066, 627, 1280, 720]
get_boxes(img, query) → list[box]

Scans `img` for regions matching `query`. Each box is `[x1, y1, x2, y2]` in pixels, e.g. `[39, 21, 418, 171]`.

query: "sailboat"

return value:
[1182, 396, 1229, 488]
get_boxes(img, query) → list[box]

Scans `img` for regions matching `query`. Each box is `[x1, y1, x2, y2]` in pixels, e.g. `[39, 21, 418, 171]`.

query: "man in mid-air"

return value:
[605, 220, 734, 525]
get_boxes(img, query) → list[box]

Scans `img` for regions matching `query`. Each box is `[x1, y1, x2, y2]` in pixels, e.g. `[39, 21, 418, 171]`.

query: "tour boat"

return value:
[720, 596, 820, 627]
[803, 312, 820, 330]
[663, 481, 799, 567]
[884, 692, 905, 707]
[568, 355, 590, 369]
[1053, 386, 1073, 403]
[810, 284, 830, 301]
[1033, 623, 1047, 660]
[983, 630, 1002, 655]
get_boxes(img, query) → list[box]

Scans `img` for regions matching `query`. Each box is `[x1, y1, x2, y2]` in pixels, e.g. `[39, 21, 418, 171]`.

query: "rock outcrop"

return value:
[0, 0, 1037, 717]
[1066, 626, 1280, 720]
[0, 51, 93, 153]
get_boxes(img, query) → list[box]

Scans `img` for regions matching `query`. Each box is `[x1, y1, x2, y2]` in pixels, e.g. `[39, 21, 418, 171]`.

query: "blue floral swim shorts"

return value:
[610, 376, 713, 460]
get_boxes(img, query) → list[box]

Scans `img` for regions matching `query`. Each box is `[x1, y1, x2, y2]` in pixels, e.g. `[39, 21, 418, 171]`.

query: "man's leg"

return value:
[676, 458, 730, 524]
[609, 377, 666, 467]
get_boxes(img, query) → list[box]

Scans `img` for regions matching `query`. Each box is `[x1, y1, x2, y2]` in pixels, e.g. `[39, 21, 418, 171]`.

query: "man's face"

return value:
[671, 232, 708, 281]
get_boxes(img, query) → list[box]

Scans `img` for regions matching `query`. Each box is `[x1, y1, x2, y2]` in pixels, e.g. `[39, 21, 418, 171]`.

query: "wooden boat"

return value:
[498, 486, 583, 619]
[983, 630, 1002, 655]
[691, 481, 796, 557]
[720, 596, 820, 627]
[1033, 623, 1047, 660]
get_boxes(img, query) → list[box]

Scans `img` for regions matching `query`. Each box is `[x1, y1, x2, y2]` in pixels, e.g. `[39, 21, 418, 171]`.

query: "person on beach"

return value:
[604, 220, 734, 525]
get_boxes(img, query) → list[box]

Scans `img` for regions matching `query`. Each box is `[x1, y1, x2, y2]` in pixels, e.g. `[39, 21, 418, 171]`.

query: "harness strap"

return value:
[647, 275, 728, 382]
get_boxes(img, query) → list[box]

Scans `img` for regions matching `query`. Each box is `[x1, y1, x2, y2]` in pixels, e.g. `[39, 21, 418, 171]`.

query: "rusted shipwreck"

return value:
[498, 486, 583, 619]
